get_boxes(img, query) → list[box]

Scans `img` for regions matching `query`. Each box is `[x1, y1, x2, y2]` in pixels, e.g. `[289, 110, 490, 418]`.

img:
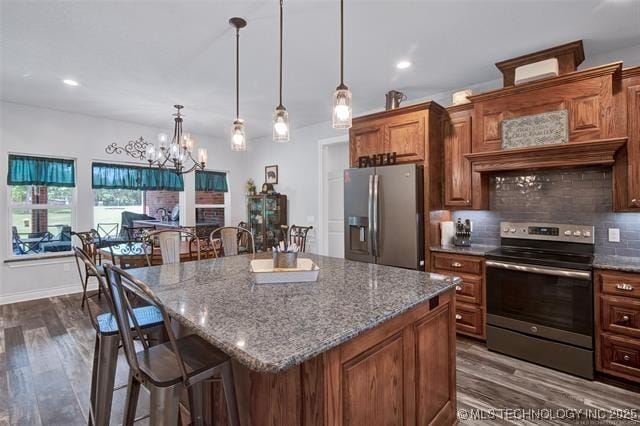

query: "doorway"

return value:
[318, 135, 349, 257]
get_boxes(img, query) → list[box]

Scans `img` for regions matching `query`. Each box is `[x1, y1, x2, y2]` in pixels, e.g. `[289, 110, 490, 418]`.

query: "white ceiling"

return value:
[2, 0, 640, 140]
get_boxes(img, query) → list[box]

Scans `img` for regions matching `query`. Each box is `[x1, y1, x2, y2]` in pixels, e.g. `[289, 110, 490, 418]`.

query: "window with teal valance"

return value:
[196, 171, 228, 192]
[8, 155, 76, 187]
[92, 163, 184, 191]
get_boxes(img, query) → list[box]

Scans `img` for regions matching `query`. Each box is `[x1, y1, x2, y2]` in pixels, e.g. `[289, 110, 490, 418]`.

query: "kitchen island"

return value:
[128, 254, 461, 425]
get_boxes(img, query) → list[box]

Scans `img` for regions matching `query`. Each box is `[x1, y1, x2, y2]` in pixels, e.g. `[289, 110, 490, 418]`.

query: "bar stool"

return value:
[104, 263, 240, 426]
[73, 247, 165, 426]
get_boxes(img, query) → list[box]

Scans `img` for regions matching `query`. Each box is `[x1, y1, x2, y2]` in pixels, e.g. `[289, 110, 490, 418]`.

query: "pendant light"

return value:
[273, 0, 290, 142]
[230, 17, 247, 151]
[332, 0, 352, 129]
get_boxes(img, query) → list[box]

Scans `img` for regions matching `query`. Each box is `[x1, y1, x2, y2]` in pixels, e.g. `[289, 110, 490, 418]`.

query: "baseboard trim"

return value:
[0, 282, 98, 305]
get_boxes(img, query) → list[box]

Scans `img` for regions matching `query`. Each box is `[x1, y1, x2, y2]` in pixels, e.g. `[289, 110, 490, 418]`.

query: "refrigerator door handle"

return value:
[368, 175, 374, 256]
[373, 174, 379, 257]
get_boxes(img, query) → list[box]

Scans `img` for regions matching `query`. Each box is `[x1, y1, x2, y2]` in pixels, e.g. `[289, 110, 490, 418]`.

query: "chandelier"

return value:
[105, 105, 207, 174]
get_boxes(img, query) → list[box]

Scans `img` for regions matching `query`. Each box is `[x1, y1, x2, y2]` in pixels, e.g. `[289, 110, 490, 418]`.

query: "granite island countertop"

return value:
[126, 254, 460, 373]
[593, 254, 640, 273]
[430, 244, 498, 256]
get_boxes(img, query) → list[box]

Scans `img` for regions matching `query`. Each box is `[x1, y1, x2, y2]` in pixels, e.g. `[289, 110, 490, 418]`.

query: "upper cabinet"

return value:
[443, 105, 473, 208]
[621, 67, 640, 210]
[349, 102, 443, 168]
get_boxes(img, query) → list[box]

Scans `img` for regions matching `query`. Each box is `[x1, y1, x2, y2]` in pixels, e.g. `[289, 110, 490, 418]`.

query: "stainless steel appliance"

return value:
[344, 163, 424, 270]
[485, 221, 595, 379]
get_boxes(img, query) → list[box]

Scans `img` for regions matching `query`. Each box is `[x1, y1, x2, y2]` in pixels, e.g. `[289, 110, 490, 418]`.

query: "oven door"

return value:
[486, 260, 593, 349]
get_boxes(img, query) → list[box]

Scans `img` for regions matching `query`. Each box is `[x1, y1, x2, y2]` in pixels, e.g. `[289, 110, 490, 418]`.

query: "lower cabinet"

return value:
[595, 269, 640, 383]
[432, 252, 486, 340]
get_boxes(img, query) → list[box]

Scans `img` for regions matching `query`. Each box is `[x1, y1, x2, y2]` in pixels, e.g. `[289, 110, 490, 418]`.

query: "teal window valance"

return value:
[92, 163, 184, 191]
[8, 155, 76, 187]
[196, 171, 228, 192]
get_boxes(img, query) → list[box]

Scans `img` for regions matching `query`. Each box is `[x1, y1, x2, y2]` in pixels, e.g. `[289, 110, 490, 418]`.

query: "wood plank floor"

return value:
[0, 292, 639, 425]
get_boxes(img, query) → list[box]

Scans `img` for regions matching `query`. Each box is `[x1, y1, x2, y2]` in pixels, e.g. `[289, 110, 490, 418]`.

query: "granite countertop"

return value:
[593, 254, 640, 273]
[430, 244, 498, 256]
[133, 220, 219, 228]
[126, 254, 460, 373]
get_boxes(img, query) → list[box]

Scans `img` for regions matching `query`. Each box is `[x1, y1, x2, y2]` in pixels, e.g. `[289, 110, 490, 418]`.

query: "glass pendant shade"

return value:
[273, 107, 290, 142]
[231, 120, 247, 151]
[332, 87, 352, 129]
[144, 144, 156, 160]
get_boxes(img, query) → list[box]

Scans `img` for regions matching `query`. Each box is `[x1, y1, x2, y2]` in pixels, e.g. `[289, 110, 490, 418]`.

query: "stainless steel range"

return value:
[485, 222, 595, 379]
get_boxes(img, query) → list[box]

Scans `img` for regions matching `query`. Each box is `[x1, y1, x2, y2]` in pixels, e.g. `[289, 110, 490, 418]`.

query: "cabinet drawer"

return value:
[601, 295, 640, 339]
[599, 271, 640, 298]
[432, 253, 483, 275]
[434, 271, 482, 305]
[600, 333, 640, 381]
[455, 303, 483, 337]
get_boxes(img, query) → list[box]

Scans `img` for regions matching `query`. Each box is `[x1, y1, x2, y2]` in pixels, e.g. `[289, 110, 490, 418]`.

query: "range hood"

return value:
[464, 137, 627, 173]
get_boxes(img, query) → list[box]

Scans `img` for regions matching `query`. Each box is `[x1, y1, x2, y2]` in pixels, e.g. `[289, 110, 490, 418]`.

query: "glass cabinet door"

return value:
[248, 196, 265, 251]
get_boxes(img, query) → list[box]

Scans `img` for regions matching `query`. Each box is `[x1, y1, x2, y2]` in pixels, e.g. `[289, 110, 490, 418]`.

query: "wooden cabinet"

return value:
[349, 102, 443, 167]
[349, 124, 384, 167]
[621, 67, 640, 210]
[384, 111, 426, 163]
[325, 291, 457, 425]
[595, 269, 640, 382]
[432, 252, 486, 340]
[443, 106, 473, 208]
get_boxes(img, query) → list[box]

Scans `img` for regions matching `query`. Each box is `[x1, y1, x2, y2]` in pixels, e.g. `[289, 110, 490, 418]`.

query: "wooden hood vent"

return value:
[464, 138, 627, 173]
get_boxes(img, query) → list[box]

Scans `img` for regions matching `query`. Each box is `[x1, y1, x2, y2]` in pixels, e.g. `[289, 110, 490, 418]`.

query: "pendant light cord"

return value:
[236, 27, 240, 120]
[279, 0, 284, 107]
[340, 0, 344, 86]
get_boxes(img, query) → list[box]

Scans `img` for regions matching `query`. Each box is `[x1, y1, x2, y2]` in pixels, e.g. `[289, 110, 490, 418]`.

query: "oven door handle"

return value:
[485, 260, 591, 280]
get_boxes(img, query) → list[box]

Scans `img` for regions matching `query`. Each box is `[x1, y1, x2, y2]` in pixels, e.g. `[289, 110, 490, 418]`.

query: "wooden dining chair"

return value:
[144, 229, 201, 266]
[104, 264, 240, 426]
[209, 226, 255, 257]
[74, 247, 165, 426]
[289, 225, 313, 253]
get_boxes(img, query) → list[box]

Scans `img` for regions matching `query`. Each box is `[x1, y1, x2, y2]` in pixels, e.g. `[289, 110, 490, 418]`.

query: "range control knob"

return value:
[573, 230, 581, 237]
[564, 230, 572, 236]
[503, 227, 510, 233]
[583, 230, 592, 238]
[510, 228, 516, 233]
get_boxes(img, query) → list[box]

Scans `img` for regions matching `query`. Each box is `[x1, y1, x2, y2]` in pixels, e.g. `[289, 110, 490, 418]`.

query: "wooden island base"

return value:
[202, 290, 456, 426]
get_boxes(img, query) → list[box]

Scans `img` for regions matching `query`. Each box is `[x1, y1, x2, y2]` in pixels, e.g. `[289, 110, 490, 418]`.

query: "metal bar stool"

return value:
[104, 264, 240, 426]
[73, 247, 165, 426]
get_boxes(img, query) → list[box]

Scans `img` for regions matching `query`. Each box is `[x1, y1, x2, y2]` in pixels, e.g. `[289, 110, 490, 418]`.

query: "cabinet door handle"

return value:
[455, 314, 462, 320]
[451, 262, 463, 268]
[632, 198, 638, 207]
[623, 355, 631, 362]
[455, 285, 462, 291]
[621, 315, 631, 323]
[616, 283, 634, 291]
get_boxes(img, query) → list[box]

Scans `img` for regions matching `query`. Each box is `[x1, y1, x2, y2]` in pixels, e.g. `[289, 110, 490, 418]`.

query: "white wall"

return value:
[0, 101, 248, 303]
[247, 122, 348, 254]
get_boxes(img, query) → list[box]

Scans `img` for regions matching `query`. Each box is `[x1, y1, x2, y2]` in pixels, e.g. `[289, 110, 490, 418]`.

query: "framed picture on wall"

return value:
[265, 165, 278, 184]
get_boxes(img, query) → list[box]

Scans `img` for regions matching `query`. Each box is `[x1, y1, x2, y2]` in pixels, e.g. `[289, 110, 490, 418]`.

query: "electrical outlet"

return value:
[608, 228, 620, 243]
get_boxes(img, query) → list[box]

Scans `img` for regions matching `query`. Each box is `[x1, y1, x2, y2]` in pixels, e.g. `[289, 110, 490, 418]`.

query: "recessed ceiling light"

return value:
[396, 60, 412, 70]
[62, 79, 80, 87]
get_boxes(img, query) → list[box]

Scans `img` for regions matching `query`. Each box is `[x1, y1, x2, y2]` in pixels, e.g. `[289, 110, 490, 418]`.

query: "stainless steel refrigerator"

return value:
[344, 163, 424, 270]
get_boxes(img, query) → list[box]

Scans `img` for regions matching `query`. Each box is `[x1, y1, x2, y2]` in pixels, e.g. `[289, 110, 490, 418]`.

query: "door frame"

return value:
[317, 134, 349, 256]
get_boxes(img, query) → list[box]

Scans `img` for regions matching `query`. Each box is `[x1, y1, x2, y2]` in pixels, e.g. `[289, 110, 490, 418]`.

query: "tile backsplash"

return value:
[452, 166, 640, 257]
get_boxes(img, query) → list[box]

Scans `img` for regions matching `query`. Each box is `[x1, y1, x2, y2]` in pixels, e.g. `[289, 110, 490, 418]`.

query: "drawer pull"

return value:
[455, 314, 462, 321]
[616, 283, 635, 291]
[622, 315, 631, 323]
[451, 262, 463, 268]
[455, 285, 462, 291]
[623, 355, 631, 362]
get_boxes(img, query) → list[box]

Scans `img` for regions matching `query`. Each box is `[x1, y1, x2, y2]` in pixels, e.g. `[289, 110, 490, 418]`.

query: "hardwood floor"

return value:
[0, 293, 638, 425]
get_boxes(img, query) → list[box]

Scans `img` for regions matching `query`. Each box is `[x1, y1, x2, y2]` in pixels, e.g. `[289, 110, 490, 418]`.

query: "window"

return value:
[8, 155, 76, 257]
[91, 162, 183, 238]
[195, 171, 229, 229]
